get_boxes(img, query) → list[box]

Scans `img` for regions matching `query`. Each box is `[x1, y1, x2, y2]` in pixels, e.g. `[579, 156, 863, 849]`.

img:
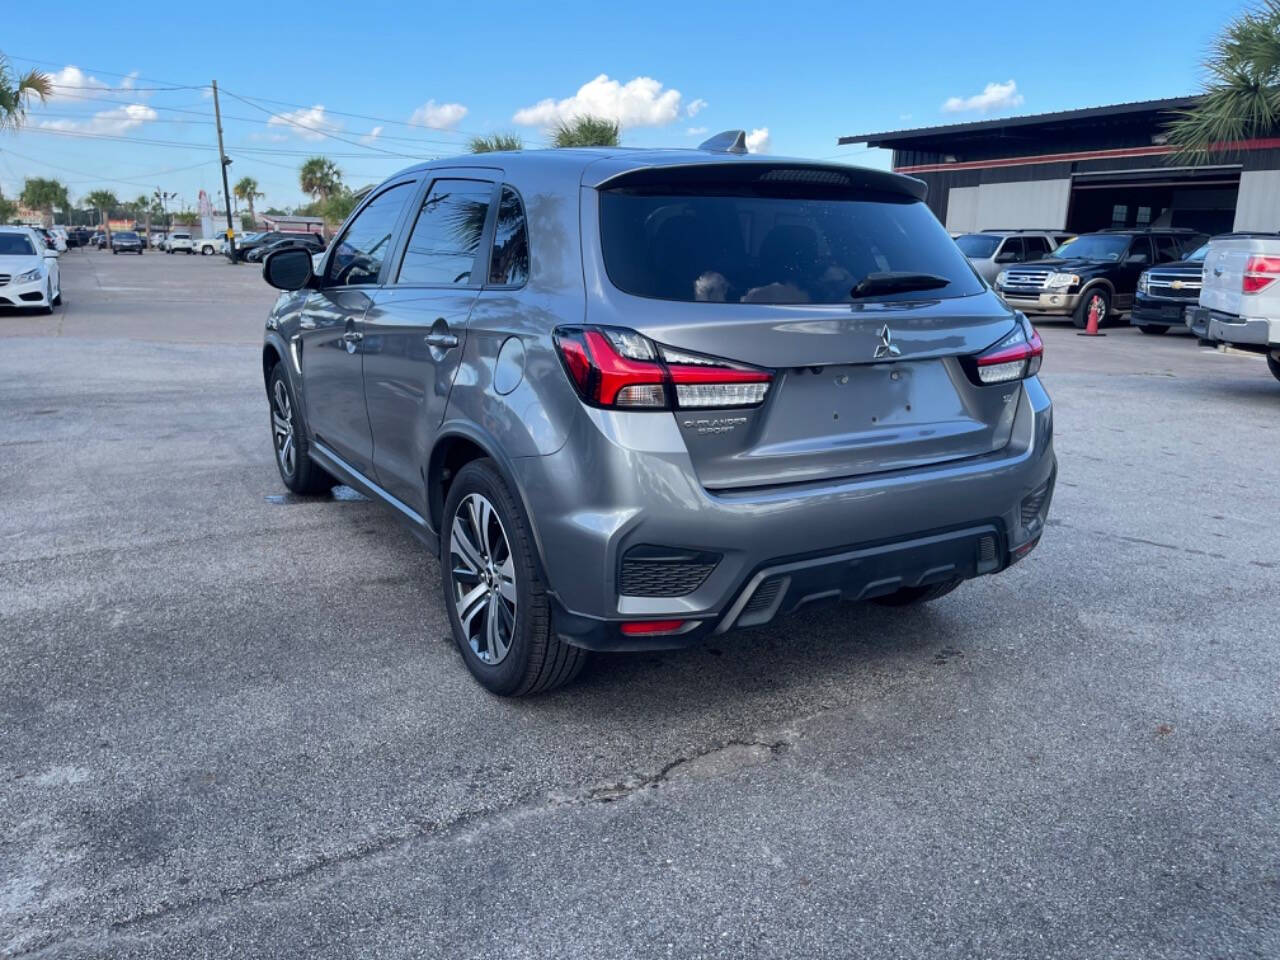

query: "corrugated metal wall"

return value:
[1234, 171, 1280, 231]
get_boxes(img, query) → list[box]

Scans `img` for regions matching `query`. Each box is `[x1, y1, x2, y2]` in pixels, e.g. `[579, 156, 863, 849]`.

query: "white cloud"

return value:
[39, 103, 157, 135]
[686, 98, 708, 118]
[408, 100, 468, 130]
[513, 74, 684, 129]
[361, 125, 384, 144]
[745, 127, 771, 154]
[267, 105, 342, 141]
[686, 126, 708, 136]
[46, 65, 139, 101]
[941, 80, 1024, 115]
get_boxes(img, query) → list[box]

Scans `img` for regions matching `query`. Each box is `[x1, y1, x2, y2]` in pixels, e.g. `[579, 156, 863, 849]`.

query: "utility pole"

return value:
[212, 80, 237, 263]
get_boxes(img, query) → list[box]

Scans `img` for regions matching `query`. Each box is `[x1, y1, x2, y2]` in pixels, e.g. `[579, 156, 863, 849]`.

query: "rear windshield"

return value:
[955, 234, 1001, 258]
[599, 188, 984, 304]
[173, 233, 191, 240]
[117, 232, 139, 240]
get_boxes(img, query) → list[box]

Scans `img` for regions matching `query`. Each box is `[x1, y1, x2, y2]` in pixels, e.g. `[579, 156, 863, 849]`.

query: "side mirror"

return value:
[263, 246, 315, 291]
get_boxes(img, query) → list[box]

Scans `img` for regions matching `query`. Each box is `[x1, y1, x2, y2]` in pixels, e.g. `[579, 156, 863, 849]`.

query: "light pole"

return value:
[154, 189, 176, 233]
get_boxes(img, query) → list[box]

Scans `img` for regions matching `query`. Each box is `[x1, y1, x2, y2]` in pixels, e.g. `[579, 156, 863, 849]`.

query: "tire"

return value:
[1268, 353, 1280, 383]
[112, 249, 117, 255]
[1137, 324, 1167, 335]
[442, 459, 586, 696]
[40, 282, 54, 315]
[52, 289, 62, 306]
[870, 579, 962, 607]
[1072, 287, 1110, 329]
[267, 363, 334, 495]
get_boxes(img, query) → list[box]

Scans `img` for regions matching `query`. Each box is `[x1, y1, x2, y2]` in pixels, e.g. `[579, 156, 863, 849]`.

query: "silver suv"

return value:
[955, 230, 1073, 284]
[260, 137, 1057, 695]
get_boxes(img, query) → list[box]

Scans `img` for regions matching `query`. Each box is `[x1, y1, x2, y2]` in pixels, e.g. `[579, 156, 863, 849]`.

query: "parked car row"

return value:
[957, 225, 1280, 383]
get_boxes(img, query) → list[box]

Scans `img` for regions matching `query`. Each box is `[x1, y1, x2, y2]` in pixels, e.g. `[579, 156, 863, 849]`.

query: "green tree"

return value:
[0, 189, 16, 223]
[1168, 2, 1280, 158]
[0, 53, 51, 131]
[469, 132, 523, 153]
[84, 189, 119, 240]
[133, 194, 153, 240]
[240, 212, 255, 231]
[233, 176, 264, 226]
[323, 188, 358, 224]
[20, 177, 69, 227]
[299, 156, 342, 201]
[552, 115, 620, 148]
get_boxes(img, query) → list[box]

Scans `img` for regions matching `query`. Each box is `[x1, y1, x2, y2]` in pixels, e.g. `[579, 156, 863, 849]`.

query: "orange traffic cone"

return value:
[1076, 295, 1106, 337]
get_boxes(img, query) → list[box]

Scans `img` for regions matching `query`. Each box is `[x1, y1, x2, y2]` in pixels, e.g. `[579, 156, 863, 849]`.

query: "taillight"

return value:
[553, 326, 773, 410]
[964, 317, 1043, 385]
[1243, 255, 1280, 294]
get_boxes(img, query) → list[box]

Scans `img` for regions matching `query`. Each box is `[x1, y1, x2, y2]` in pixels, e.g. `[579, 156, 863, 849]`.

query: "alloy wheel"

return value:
[449, 493, 518, 665]
[1087, 292, 1107, 323]
[271, 380, 296, 477]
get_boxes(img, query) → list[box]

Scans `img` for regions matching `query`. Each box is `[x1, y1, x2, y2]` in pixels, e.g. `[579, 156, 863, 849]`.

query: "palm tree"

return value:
[233, 176, 264, 227]
[469, 132, 523, 153]
[134, 194, 153, 242]
[20, 178, 69, 228]
[1168, 1, 1280, 159]
[0, 53, 50, 131]
[299, 157, 342, 202]
[84, 190, 119, 241]
[552, 115, 620, 148]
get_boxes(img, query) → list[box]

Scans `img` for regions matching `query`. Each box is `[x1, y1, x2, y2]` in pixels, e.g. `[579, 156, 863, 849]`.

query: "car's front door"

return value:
[1114, 236, 1154, 309]
[362, 174, 499, 509]
[298, 179, 418, 477]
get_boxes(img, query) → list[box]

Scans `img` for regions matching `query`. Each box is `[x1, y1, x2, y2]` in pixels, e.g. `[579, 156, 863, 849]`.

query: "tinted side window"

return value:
[1023, 236, 1051, 258]
[326, 182, 414, 287]
[998, 237, 1024, 261]
[489, 187, 530, 285]
[1153, 234, 1181, 263]
[1126, 237, 1152, 264]
[397, 179, 494, 286]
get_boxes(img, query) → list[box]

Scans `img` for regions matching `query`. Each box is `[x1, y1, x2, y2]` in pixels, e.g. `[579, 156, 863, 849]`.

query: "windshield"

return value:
[173, 233, 191, 240]
[117, 232, 139, 240]
[1050, 234, 1130, 261]
[0, 234, 36, 256]
[599, 189, 984, 304]
[954, 234, 1001, 258]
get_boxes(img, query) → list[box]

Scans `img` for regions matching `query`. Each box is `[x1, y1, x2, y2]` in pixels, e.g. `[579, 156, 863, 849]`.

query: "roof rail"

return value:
[698, 130, 749, 154]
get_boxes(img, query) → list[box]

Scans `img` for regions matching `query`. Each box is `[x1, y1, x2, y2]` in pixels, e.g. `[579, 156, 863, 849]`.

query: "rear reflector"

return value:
[1243, 255, 1280, 294]
[619, 619, 688, 636]
[554, 325, 773, 411]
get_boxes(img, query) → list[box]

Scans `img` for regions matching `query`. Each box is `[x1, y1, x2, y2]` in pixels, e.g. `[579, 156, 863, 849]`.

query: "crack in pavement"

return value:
[7, 730, 802, 958]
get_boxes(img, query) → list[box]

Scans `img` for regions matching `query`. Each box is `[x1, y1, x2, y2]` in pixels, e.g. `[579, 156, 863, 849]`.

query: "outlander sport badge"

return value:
[875, 324, 901, 360]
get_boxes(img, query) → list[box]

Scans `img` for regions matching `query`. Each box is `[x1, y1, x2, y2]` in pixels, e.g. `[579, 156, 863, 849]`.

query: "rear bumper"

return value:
[1204, 309, 1280, 348]
[997, 290, 1080, 316]
[512, 377, 1055, 649]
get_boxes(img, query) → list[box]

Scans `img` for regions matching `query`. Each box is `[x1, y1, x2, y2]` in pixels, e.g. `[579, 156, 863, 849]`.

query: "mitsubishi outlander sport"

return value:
[259, 133, 1057, 695]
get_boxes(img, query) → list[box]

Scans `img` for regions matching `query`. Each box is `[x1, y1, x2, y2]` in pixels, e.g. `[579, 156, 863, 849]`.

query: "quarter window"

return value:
[488, 187, 530, 286]
[326, 182, 415, 287]
[1153, 234, 1181, 263]
[1023, 236, 1051, 258]
[397, 179, 495, 285]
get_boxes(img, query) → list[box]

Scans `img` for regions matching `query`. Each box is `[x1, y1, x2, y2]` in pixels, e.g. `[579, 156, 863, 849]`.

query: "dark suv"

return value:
[1130, 240, 1210, 335]
[258, 136, 1056, 696]
[995, 228, 1206, 328]
[239, 231, 322, 261]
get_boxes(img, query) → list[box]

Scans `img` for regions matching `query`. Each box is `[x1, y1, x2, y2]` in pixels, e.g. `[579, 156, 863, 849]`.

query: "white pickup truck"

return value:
[1190, 233, 1280, 382]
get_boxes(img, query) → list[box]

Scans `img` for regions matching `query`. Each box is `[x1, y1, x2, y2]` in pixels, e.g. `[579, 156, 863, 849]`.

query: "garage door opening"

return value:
[1067, 167, 1240, 235]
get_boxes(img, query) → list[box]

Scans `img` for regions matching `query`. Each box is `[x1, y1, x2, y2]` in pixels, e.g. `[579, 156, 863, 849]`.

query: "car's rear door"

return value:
[1114, 236, 1154, 309]
[362, 173, 498, 508]
[297, 179, 419, 476]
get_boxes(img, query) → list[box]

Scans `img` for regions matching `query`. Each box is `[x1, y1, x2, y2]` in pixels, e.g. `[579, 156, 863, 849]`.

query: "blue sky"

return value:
[0, 0, 1235, 214]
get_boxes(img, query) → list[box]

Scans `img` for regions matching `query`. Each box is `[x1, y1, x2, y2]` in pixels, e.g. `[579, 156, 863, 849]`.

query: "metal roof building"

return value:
[840, 97, 1280, 236]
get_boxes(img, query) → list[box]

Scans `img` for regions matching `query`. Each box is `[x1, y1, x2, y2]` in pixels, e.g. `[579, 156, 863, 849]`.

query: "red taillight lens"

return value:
[1243, 255, 1280, 294]
[966, 319, 1043, 385]
[619, 619, 688, 636]
[553, 326, 773, 410]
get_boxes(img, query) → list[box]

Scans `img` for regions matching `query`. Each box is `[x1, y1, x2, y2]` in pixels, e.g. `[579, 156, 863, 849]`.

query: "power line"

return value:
[0, 145, 216, 188]
[224, 89, 484, 138]
[219, 89, 422, 159]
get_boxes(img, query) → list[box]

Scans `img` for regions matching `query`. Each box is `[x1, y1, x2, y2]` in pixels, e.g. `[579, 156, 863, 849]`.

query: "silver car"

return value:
[260, 137, 1056, 695]
[956, 230, 1073, 285]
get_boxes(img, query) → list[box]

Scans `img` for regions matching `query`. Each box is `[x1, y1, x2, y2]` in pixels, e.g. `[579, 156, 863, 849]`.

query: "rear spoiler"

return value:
[589, 158, 928, 202]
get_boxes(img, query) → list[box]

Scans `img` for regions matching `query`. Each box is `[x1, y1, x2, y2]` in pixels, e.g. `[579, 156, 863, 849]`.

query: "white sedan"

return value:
[0, 226, 62, 313]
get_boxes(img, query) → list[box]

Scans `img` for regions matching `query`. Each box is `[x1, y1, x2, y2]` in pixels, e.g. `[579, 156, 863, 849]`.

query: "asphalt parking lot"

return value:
[3, 250, 1279, 958]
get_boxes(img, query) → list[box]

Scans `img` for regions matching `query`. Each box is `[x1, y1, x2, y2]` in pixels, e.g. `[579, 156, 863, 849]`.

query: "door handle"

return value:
[424, 332, 459, 349]
[342, 331, 364, 344]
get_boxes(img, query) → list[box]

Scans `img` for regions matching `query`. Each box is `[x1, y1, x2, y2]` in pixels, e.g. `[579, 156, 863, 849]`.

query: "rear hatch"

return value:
[586, 161, 1023, 490]
[1201, 234, 1280, 317]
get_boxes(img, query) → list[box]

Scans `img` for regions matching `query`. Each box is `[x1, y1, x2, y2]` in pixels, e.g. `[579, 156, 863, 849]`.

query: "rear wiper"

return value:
[850, 272, 951, 299]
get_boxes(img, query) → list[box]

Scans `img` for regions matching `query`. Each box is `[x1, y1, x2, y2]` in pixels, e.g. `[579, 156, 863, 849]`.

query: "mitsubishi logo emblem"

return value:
[874, 324, 901, 360]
